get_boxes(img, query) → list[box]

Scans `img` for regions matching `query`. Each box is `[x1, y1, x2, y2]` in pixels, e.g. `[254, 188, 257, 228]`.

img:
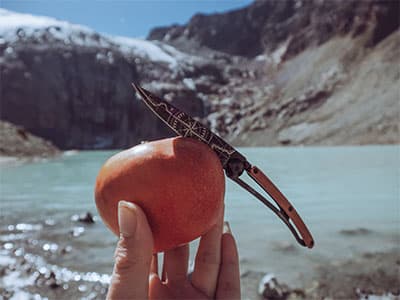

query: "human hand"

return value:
[107, 201, 241, 300]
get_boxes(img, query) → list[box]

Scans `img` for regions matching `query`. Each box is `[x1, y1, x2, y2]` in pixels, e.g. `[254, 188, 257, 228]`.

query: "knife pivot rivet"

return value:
[288, 206, 293, 212]
[253, 167, 259, 174]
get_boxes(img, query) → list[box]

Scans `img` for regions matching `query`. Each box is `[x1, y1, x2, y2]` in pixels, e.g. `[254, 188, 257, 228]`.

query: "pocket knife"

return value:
[132, 83, 314, 248]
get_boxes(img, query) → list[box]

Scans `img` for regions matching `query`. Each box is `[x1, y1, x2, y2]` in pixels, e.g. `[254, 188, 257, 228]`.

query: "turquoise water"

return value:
[1, 145, 399, 284]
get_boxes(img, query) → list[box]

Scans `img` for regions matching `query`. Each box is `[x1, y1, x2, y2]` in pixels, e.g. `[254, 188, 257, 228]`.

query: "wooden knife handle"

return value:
[248, 166, 314, 248]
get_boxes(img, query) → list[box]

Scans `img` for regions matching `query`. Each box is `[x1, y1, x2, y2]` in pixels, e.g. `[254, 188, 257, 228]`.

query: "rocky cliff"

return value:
[149, 0, 400, 146]
[0, 0, 399, 150]
[0, 8, 230, 149]
[149, 0, 399, 58]
[0, 120, 59, 157]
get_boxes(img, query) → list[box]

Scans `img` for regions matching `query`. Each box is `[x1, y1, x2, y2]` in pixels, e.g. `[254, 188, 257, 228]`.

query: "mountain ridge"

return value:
[148, 0, 399, 58]
[0, 1, 398, 150]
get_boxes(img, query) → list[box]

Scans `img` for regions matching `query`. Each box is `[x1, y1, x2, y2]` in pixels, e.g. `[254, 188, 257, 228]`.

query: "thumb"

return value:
[107, 201, 153, 300]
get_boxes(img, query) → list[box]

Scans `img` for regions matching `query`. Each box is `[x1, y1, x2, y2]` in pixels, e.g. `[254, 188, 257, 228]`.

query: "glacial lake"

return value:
[0, 145, 399, 285]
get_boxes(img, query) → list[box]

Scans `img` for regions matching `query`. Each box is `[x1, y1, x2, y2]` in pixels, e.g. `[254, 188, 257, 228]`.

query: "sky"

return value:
[1, 0, 253, 38]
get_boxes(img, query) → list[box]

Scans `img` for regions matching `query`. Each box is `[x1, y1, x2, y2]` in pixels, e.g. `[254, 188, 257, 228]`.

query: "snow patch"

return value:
[110, 36, 179, 67]
[183, 78, 196, 90]
[0, 8, 88, 33]
[0, 8, 94, 43]
[271, 38, 291, 65]
[0, 8, 193, 69]
[255, 54, 267, 61]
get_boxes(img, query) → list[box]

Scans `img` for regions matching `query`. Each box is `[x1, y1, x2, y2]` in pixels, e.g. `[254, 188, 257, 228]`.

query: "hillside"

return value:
[0, 0, 399, 149]
[149, 0, 400, 146]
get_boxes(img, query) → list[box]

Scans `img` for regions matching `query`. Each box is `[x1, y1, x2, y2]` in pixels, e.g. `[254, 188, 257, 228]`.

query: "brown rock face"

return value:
[148, 0, 399, 58]
[1, 45, 145, 149]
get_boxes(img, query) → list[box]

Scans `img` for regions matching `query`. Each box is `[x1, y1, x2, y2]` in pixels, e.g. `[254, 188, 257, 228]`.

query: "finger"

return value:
[191, 206, 224, 298]
[149, 273, 171, 299]
[216, 222, 241, 300]
[107, 201, 153, 300]
[163, 244, 189, 284]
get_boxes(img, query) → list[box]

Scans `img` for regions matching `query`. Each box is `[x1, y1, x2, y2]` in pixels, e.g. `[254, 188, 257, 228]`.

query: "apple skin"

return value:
[95, 137, 225, 252]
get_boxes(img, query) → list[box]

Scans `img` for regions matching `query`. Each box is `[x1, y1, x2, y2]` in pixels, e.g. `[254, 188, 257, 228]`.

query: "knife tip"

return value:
[131, 82, 140, 90]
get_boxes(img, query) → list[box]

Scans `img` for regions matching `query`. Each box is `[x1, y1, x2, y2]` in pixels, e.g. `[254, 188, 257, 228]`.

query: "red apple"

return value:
[95, 137, 225, 252]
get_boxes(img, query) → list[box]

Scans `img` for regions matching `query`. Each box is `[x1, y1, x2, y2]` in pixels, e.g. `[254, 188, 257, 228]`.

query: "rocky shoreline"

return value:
[0, 213, 398, 300]
[0, 213, 110, 300]
[241, 251, 400, 300]
[0, 120, 60, 164]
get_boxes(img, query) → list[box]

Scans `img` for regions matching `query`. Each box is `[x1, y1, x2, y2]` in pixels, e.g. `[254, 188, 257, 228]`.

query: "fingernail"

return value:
[223, 221, 232, 234]
[118, 201, 137, 238]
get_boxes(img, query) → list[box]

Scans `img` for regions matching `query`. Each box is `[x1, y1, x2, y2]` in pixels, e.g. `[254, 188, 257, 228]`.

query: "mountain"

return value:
[0, 1, 399, 150]
[0, 8, 230, 149]
[148, 0, 400, 146]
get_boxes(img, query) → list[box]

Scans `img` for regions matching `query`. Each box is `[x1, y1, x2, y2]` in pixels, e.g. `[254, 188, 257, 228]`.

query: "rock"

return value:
[71, 212, 95, 224]
[304, 251, 400, 299]
[148, 0, 399, 59]
[0, 120, 59, 157]
[46, 271, 61, 289]
[70, 227, 85, 237]
[60, 245, 73, 255]
[258, 273, 290, 300]
[339, 228, 373, 236]
[271, 241, 298, 253]
[0, 266, 7, 277]
[78, 212, 95, 224]
[0, 288, 13, 299]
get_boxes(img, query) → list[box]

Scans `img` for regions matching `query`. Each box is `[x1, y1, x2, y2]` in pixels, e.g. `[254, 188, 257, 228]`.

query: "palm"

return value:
[150, 276, 209, 299]
[148, 218, 240, 300]
[107, 203, 240, 300]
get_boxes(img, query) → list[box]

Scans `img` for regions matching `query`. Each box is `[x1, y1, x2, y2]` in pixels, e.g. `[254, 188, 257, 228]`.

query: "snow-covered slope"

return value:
[0, 8, 192, 68]
[0, 8, 96, 44]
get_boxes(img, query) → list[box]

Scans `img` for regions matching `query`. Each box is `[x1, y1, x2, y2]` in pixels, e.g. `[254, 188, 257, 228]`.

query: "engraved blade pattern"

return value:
[133, 83, 237, 167]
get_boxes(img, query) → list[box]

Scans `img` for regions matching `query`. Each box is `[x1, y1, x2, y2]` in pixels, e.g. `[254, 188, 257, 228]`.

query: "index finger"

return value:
[107, 202, 153, 300]
[216, 222, 241, 299]
[191, 205, 224, 298]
